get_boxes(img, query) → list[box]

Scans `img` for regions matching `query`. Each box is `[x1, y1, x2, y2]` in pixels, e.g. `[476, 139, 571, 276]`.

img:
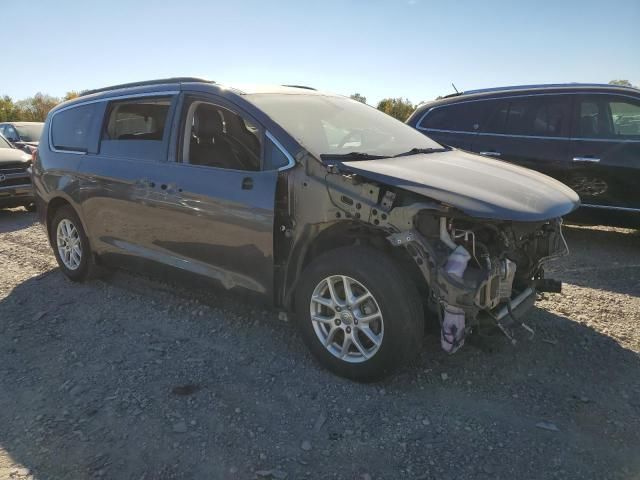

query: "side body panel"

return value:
[567, 93, 640, 211]
[35, 84, 283, 300]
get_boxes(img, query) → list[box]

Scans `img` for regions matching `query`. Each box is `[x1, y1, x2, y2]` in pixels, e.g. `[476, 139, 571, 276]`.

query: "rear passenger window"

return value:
[104, 98, 170, 141]
[51, 103, 99, 152]
[482, 96, 570, 137]
[419, 103, 484, 132]
[532, 98, 569, 137]
[481, 100, 509, 134]
[100, 97, 173, 160]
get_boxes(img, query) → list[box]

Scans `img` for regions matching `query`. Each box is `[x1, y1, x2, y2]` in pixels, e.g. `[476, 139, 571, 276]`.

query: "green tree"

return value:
[64, 91, 80, 101]
[376, 97, 415, 121]
[0, 96, 19, 122]
[350, 93, 367, 104]
[15, 93, 59, 121]
[609, 79, 637, 88]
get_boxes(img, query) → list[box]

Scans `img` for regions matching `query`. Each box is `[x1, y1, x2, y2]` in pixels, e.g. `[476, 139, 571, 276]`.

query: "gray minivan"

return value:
[33, 78, 579, 380]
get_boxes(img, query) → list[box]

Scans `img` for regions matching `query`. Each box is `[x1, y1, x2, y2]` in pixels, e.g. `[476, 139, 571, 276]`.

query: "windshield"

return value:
[245, 94, 441, 159]
[15, 123, 43, 142]
[0, 135, 11, 149]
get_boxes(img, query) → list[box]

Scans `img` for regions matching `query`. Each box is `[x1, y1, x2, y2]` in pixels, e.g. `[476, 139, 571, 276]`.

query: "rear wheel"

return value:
[50, 206, 98, 282]
[295, 246, 423, 381]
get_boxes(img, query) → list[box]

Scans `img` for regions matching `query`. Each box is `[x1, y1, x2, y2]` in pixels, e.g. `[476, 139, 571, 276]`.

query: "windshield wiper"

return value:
[320, 152, 389, 161]
[393, 147, 447, 158]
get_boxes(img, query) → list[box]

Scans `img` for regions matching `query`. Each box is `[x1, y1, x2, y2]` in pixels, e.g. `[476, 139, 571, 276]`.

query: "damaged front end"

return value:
[325, 168, 570, 353]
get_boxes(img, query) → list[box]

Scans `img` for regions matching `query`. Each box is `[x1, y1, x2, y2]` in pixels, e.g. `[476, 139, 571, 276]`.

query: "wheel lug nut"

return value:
[354, 319, 358, 325]
[336, 306, 341, 312]
[335, 319, 341, 326]
[346, 327, 351, 334]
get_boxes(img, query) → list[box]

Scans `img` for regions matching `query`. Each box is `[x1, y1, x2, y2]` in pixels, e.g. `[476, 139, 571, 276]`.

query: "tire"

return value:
[295, 246, 423, 381]
[50, 205, 99, 282]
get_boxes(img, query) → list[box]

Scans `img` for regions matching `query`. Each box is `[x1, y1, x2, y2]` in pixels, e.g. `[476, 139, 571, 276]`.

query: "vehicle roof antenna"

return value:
[451, 83, 460, 94]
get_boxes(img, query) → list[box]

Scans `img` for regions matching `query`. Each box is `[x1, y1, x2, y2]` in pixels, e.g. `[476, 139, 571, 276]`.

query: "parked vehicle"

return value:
[33, 78, 579, 380]
[407, 83, 640, 228]
[0, 122, 44, 153]
[0, 133, 35, 211]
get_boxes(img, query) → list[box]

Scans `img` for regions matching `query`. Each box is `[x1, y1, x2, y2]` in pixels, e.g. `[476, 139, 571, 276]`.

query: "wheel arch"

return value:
[45, 196, 88, 248]
[282, 220, 428, 311]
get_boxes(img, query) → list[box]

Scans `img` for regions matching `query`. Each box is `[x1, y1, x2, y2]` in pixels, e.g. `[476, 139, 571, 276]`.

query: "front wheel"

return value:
[295, 246, 423, 381]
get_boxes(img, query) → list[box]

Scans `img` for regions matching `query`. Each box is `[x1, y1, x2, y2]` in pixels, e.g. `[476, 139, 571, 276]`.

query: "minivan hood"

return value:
[342, 149, 580, 221]
[0, 148, 31, 165]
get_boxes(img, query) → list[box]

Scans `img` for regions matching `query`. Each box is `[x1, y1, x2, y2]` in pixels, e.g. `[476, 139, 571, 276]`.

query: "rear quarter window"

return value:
[51, 103, 100, 152]
[419, 102, 484, 132]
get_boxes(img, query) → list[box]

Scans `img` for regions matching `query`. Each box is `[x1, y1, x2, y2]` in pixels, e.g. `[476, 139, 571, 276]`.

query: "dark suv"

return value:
[33, 78, 578, 380]
[0, 122, 44, 153]
[0, 133, 35, 211]
[407, 83, 640, 228]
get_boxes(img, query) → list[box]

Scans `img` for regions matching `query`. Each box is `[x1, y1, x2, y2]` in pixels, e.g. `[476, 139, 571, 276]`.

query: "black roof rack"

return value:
[281, 84, 317, 91]
[80, 77, 214, 97]
[463, 83, 637, 96]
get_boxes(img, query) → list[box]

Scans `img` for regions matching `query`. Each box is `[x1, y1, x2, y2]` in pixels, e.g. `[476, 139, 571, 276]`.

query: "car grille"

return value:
[0, 163, 31, 187]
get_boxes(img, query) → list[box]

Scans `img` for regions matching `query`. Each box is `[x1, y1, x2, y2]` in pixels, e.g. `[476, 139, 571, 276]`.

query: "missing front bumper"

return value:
[477, 287, 537, 343]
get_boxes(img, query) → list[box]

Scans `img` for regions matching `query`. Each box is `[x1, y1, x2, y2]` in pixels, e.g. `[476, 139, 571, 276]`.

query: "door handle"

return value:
[241, 177, 253, 190]
[572, 157, 601, 163]
[480, 151, 501, 157]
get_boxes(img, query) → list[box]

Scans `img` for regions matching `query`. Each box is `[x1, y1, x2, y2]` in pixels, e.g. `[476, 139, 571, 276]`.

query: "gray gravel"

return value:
[0, 208, 639, 480]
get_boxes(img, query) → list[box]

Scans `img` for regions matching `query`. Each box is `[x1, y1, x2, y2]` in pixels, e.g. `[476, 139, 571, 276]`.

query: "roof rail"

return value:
[463, 83, 638, 96]
[281, 84, 317, 91]
[80, 77, 214, 97]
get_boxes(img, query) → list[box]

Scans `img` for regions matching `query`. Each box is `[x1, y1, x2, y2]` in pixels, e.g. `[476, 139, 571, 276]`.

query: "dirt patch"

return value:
[0, 209, 639, 479]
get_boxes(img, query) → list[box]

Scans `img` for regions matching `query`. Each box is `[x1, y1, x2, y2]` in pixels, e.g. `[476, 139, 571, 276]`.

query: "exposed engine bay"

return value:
[325, 168, 569, 353]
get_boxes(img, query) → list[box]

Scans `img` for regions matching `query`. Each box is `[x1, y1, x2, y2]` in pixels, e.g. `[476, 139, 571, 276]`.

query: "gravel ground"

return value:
[0, 208, 639, 480]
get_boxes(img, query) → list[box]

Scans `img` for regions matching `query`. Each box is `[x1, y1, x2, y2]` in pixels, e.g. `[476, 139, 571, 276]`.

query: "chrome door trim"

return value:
[581, 203, 640, 213]
[418, 127, 640, 144]
[572, 157, 601, 163]
[266, 131, 296, 171]
[49, 91, 179, 154]
[415, 91, 640, 143]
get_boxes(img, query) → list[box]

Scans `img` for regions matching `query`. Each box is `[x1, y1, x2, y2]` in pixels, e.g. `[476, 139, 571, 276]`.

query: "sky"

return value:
[3, 0, 639, 105]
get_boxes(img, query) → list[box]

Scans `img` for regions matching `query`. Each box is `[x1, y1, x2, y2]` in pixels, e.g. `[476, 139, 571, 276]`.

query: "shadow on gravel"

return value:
[0, 208, 37, 234]
[550, 225, 640, 296]
[0, 269, 639, 479]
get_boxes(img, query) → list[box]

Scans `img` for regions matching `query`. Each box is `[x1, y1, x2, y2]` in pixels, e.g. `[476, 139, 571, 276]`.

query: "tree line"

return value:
[1, 80, 636, 124]
[0, 92, 80, 123]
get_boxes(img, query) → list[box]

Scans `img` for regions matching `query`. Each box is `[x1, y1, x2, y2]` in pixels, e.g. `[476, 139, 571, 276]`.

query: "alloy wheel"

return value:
[309, 275, 384, 363]
[56, 219, 82, 270]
